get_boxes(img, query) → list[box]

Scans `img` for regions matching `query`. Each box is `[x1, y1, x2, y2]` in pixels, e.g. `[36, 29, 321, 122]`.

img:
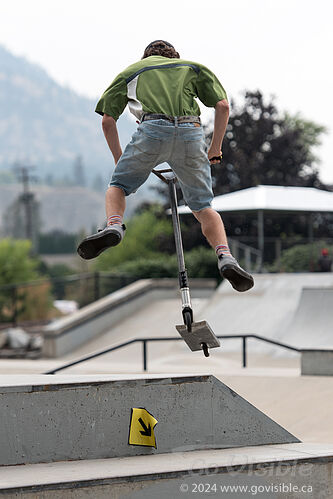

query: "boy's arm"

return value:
[208, 99, 230, 164]
[102, 114, 123, 165]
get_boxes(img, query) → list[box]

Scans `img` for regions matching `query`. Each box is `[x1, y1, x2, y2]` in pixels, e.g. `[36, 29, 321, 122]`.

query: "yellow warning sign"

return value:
[128, 408, 158, 448]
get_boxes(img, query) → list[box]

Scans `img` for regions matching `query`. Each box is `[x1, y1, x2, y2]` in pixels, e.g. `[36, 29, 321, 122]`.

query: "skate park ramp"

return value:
[43, 272, 333, 363]
[194, 273, 333, 354]
[10, 272, 332, 375]
[282, 287, 333, 348]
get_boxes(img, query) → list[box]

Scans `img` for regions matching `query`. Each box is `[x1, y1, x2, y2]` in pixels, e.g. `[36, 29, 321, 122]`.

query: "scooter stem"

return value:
[168, 178, 193, 322]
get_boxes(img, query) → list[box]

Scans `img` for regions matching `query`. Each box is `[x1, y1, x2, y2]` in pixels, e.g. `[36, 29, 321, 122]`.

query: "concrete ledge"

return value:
[42, 278, 216, 358]
[0, 444, 332, 497]
[301, 348, 333, 376]
[0, 374, 299, 466]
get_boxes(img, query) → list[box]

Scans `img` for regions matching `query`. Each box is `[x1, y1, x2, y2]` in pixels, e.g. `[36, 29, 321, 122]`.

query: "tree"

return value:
[0, 239, 55, 322]
[0, 239, 39, 286]
[72, 155, 86, 187]
[207, 90, 326, 195]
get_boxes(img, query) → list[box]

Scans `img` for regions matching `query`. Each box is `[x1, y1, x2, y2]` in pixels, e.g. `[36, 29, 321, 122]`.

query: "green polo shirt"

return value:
[95, 56, 227, 121]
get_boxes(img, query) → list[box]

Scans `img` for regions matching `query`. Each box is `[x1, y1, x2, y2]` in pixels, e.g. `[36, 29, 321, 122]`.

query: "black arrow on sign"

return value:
[138, 417, 152, 436]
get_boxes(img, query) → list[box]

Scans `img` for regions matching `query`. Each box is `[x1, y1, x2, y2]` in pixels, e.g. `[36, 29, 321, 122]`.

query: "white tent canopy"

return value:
[178, 185, 333, 214]
[177, 185, 333, 270]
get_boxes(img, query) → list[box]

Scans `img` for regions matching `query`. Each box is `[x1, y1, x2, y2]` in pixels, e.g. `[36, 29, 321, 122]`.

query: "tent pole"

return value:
[258, 210, 264, 272]
[308, 213, 314, 243]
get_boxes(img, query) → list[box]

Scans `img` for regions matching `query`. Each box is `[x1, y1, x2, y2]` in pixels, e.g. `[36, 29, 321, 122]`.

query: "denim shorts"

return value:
[109, 119, 213, 211]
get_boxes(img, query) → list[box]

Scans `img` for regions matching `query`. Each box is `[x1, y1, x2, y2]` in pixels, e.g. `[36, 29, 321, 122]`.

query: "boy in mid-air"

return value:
[78, 40, 254, 292]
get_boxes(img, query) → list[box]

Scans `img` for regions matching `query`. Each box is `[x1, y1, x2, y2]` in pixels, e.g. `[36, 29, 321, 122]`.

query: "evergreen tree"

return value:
[72, 155, 86, 187]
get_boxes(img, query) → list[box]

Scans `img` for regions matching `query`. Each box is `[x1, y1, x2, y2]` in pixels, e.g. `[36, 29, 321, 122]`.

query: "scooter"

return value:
[152, 168, 220, 357]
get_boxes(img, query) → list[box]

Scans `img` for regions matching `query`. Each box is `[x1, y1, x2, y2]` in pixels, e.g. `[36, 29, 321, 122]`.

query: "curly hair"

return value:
[142, 40, 180, 59]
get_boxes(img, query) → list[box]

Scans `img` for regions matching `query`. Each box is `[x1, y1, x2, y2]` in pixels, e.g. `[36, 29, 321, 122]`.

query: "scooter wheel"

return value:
[201, 342, 210, 357]
[183, 310, 192, 333]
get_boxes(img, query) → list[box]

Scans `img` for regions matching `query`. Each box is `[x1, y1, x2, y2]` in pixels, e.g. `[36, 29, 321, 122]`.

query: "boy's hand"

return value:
[208, 147, 222, 164]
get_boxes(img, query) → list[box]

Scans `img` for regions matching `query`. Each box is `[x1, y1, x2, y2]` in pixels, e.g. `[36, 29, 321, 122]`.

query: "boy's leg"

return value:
[77, 186, 127, 260]
[192, 208, 228, 247]
[193, 208, 254, 292]
[77, 123, 162, 260]
[105, 186, 126, 223]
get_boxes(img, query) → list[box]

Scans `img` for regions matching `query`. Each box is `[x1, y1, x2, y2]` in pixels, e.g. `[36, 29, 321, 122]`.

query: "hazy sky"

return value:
[1, 0, 332, 182]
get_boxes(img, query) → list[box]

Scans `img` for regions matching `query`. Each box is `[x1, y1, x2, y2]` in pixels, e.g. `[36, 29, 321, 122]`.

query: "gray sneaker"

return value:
[218, 254, 254, 292]
[77, 224, 126, 260]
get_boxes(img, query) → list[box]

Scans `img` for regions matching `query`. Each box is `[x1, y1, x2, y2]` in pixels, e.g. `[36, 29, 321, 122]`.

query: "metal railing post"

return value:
[143, 340, 147, 371]
[242, 336, 247, 368]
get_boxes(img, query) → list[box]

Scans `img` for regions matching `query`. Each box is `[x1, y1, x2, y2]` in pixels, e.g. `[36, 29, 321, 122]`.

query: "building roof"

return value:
[177, 185, 333, 214]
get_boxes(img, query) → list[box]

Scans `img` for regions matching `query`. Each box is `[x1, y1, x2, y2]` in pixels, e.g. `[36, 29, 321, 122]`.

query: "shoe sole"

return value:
[77, 231, 121, 260]
[221, 264, 254, 292]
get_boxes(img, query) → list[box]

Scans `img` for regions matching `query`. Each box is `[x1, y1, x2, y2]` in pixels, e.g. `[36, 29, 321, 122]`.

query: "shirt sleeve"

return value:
[196, 65, 228, 108]
[95, 75, 128, 121]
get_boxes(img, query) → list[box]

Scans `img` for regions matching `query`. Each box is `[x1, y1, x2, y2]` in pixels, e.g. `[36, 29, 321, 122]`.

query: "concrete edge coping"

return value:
[0, 373, 212, 393]
[43, 278, 217, 338]
[0, 444, 333, 490]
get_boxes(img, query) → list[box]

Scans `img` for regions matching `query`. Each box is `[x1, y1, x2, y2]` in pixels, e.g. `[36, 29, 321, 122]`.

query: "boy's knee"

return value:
[193, 207, 219, 222]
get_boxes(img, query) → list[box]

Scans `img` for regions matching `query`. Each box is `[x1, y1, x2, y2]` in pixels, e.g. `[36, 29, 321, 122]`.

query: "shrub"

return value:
[184, 247, 219, 279]
[106, 246, 219, 280]
[278, 241, 332, 272]
[112, 254, 178, 279]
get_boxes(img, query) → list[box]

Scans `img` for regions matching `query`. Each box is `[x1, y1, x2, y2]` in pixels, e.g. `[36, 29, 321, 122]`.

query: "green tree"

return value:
[0, 239, 54, 322]
[207, 90, 326, 195]
[0, 239, 39, 286]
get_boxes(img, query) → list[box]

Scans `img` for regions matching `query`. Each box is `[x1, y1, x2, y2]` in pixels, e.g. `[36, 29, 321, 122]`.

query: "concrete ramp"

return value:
[284, 287, 333, 348]
[0, 375, 299, 466]
[197, 273, 333, 352]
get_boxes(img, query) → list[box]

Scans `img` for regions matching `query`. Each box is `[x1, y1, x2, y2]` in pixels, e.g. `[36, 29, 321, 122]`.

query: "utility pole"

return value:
[13, 164, 37, 242]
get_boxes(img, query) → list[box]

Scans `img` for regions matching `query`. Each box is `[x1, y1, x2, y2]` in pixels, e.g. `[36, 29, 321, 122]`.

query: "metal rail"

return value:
[44, 334, 300, 374]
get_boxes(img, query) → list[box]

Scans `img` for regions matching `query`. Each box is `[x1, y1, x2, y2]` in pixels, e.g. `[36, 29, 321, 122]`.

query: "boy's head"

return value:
[142, 40, 180, 59]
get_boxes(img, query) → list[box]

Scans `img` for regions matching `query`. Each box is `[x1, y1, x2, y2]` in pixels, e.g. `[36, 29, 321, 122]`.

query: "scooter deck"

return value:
[175, 321, 220, 352]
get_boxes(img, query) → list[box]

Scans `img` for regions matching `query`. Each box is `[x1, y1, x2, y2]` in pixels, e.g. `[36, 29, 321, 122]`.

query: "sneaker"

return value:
[218, 254, 254, 292]
[77, 224, 126, 260]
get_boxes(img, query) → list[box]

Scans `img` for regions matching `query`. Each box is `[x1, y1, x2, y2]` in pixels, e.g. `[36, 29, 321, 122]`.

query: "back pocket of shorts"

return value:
[134, 129, 162, 159]
[185, 138, 207, 165]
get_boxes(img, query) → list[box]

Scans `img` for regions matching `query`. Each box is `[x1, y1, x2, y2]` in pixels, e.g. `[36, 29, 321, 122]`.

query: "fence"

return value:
[228, 238, 262, 272]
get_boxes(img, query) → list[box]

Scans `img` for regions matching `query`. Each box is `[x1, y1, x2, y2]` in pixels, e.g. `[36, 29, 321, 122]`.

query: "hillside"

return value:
[0, 182, 158, 235]
[0, 45, 136, 182]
